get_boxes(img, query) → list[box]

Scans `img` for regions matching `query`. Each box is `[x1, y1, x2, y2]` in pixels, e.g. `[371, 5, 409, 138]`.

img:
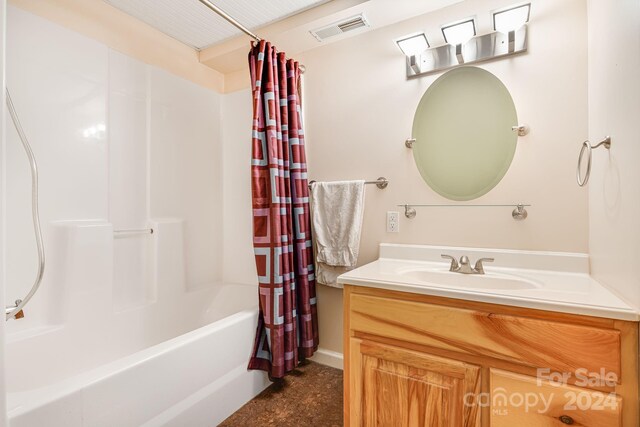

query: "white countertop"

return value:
[337, 244, 639, 321]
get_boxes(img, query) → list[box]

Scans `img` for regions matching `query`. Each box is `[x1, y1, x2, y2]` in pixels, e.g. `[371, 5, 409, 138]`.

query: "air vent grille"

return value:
[310, 14, 369, 41]
[338, 17, 367, 31]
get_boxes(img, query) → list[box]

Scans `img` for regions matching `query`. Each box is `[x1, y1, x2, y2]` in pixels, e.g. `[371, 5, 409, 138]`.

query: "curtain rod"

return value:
[197, 0, 261, 42]
[197, 0, 306, 73]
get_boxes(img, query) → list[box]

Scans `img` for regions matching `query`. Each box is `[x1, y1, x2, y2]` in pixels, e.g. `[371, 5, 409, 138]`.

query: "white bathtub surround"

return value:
[4, 6, 269, 426]
[6, 220, 270, 425]
[219, 89, 256, 287]
[8, 284, 269, 427]
[338, 244, 638, 321]
[6, 5, 223, 327]
[4, 220, 267, 426]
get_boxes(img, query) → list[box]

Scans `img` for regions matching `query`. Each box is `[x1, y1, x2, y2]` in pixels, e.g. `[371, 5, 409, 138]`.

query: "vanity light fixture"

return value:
[402, 5, 529, 78]
[441, 18, 476, 46]
[395, 32, 429, 56]
[395, 33, 429, 74]
[493, 3, 531, 33]
[441, 19, 476, 64]
[493, 3, 530, 53]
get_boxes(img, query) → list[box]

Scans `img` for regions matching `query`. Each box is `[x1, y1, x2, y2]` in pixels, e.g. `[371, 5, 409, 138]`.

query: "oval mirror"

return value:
[412, 66, 518, 201]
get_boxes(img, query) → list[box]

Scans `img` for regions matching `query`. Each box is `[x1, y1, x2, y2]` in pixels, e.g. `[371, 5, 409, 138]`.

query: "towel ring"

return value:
[577, 136, 611, 187]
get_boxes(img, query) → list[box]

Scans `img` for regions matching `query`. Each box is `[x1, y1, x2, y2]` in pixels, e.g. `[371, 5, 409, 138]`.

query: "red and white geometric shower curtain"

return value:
[247, 41, 319, 379]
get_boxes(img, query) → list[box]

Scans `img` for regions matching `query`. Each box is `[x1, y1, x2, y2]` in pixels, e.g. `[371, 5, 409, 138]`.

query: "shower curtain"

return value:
[247, 41, 319, 379]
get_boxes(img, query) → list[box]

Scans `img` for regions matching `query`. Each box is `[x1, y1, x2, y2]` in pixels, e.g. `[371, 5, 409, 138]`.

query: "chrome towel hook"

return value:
[577, 136, 611, 187]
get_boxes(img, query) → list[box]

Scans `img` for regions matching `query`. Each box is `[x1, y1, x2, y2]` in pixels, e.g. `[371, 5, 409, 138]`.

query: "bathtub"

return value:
[6, 282, 270, 427]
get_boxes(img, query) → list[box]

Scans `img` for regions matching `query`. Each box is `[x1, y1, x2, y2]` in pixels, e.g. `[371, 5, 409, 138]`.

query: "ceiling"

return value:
[103, 0, 465, 81]
[103, 0, 330, 49]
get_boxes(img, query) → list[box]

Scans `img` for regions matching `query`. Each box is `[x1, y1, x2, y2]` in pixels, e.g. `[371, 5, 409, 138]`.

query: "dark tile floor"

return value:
[218, 361, 343, 427]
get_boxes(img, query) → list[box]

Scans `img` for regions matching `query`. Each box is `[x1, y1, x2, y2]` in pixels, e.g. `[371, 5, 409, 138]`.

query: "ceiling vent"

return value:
[310, 14, 370, 41]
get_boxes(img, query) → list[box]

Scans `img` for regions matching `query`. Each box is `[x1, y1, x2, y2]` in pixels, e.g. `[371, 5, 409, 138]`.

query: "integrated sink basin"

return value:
[399, 268, 541, 290]
[336, 243, 640, 321]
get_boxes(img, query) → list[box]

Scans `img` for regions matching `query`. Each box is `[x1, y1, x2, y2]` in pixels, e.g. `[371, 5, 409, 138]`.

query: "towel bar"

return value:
[113, 228, 154, 235]
[308, 177, 388, 189]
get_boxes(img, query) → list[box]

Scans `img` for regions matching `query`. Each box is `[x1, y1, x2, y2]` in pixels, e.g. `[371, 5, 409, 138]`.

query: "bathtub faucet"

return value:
[5, 299, 25, 319]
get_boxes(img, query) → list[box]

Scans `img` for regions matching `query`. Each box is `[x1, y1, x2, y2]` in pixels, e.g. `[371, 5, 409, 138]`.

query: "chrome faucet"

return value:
[441, 255, 494, 275]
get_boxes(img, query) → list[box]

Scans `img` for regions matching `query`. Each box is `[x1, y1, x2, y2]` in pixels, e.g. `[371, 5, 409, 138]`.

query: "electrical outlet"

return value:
[387, 211, 399, 233]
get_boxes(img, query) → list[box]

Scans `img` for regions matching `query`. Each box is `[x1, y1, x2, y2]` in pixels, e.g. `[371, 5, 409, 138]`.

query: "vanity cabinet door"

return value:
[489, 369, 622, 427]
[349, 338, 481, 426]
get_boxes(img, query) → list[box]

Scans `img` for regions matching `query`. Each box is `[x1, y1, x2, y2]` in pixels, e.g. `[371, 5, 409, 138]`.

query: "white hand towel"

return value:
[310, 180, 365, 288]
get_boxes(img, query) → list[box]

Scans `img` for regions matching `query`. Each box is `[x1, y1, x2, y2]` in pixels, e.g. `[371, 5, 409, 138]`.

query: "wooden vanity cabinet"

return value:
[489, 369, 622, 426]
[350, 338, 481, 426]
[343, 285, 639, 427]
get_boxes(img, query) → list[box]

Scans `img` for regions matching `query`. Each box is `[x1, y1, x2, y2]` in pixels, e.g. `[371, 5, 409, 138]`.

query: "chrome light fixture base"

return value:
[406, 25, 528, 78]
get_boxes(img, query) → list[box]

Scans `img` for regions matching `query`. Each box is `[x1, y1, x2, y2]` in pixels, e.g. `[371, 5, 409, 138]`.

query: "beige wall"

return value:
[8, 0, 224, 92]
[587, 0, 640, 310]
[221, 0, 591, 355]
[296, 0, 589, 353]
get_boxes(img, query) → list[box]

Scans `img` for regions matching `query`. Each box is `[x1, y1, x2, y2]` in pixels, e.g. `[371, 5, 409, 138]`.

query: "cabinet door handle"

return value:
[559, 415, 574, 425]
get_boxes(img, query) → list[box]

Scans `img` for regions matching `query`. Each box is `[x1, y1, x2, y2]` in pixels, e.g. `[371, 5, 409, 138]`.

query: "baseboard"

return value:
[310, 348, 343, 370]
